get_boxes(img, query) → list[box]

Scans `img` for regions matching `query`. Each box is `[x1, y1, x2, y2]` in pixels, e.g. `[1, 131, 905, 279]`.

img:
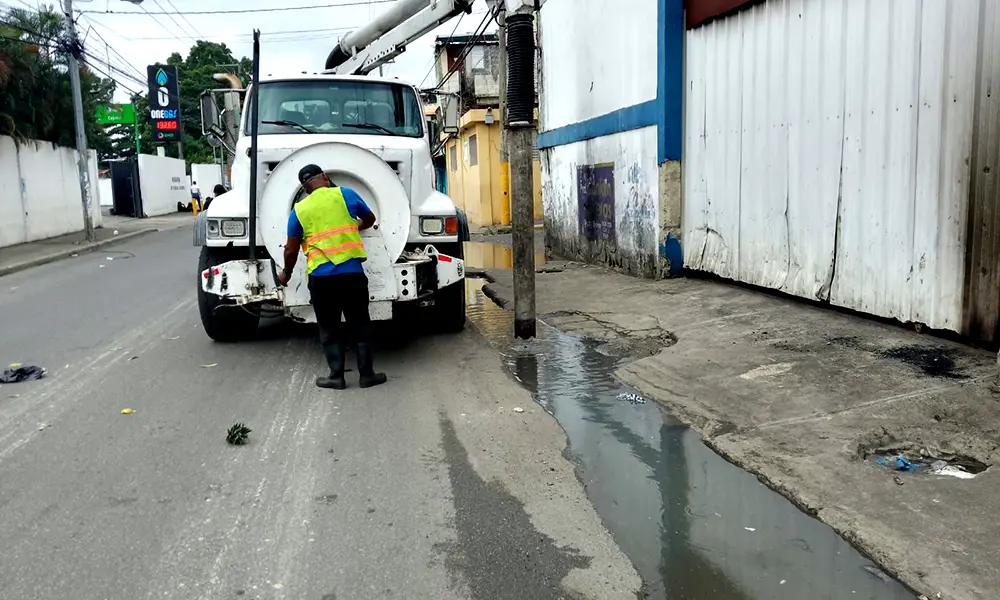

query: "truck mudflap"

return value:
[201, 260, 281, 305]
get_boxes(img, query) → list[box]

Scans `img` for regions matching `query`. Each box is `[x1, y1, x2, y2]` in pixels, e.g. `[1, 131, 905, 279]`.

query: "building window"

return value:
[468, 134, 478, 166]
[450, 144, 457, 171]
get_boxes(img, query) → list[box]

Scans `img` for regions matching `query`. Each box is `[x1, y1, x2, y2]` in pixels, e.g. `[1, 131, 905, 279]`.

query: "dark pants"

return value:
[308, 273, 372, 350]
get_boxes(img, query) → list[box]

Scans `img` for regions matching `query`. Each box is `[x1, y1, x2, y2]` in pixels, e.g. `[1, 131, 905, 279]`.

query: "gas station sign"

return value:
[146, 65, 183, 142]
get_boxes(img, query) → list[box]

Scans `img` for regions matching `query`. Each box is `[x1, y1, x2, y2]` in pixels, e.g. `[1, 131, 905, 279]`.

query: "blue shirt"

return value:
[288, 186, 371, 277]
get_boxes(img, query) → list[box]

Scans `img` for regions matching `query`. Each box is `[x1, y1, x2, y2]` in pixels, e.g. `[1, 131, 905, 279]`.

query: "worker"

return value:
[190, 181, 201, 210]
[277, 164, 387, 390]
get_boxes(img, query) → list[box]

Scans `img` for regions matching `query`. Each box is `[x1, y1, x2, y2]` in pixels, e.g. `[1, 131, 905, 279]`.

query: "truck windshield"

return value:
[247, 80, 424, 138]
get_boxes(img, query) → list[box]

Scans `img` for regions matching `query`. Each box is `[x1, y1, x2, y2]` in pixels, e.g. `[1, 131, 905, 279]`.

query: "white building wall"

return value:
[539, 0, 663, 276]
[138, 154, 189, 217]
[0, 136, 102, 249]
[683, 0, 980, 331]
[538, 0, 657, 130]
[542, 128, 661, 274]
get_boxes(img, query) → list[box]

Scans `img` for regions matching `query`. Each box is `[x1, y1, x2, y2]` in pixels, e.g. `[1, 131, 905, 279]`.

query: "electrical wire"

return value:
[147, 0, 198, 42]
[119, 25, 357, 42]
[79, 21, 145, 81]
[417, 8, 465, 88]
[134, 0, 191, 44]
[80, 0, 399, 16]
[162, 0, 205, 40]
[433, 2, 495, 92]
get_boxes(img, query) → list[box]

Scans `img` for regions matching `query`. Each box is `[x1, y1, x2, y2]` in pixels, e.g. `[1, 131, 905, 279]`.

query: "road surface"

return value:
[0, 229, 639, 600]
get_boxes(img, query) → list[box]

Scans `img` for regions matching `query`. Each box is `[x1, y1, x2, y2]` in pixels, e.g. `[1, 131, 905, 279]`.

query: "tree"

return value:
[0, 5, 114, 150]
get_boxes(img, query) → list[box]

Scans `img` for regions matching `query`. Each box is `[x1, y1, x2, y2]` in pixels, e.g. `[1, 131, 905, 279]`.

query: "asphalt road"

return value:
[0, 229, 640, 600]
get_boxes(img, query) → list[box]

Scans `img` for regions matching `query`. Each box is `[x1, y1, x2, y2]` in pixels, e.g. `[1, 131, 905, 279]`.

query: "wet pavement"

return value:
[463, 241, 546, 270]
[464, 279, 916, 600]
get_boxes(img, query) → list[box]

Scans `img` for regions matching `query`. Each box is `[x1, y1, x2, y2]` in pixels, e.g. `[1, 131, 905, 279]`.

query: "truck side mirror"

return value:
[200, 92, 221, 136]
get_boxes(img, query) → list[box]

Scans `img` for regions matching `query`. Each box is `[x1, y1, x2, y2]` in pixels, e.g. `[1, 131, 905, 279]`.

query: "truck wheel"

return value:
[433, 281, 466, 332]
[197, 246, 260, 342]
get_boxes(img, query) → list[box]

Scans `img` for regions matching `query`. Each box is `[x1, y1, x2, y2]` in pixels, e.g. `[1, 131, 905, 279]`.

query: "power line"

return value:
[418, 9, 464, 88]
[162, 0, 204, 40]
[80, 0, 398, 16]
[80, 21, 145, 81]
[147, 0, 197, 41]
[134, 0, 191, 44]
[433, 2, 495, 92]
[119, 25, 357, 41]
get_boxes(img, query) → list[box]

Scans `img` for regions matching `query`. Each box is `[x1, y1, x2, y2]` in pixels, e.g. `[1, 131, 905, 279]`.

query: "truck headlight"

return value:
[221, 219, 247, 237]
[420, 216, 458, 235]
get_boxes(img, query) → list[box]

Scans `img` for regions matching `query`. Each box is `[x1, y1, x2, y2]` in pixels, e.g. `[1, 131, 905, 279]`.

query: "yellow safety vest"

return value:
[294, 187, 367, 275]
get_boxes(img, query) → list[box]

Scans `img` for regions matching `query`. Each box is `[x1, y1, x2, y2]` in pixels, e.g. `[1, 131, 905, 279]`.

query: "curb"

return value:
[0, 228, 158, 278]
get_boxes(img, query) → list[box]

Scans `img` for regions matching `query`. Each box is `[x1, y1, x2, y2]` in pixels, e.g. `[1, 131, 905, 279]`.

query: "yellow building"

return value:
[444, 109, 542, 228]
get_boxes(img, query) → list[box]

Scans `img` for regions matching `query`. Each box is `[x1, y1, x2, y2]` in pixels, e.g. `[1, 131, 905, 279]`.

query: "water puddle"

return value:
[463, 241, 546, 269]
[464, 279, 916, 600]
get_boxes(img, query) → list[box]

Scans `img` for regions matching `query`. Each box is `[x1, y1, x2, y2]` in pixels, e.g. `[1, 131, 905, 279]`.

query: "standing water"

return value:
[464, 280, 915, 600]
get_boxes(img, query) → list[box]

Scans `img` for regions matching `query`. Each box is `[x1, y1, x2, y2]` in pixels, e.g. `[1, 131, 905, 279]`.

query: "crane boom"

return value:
[325, 0, 474, 76]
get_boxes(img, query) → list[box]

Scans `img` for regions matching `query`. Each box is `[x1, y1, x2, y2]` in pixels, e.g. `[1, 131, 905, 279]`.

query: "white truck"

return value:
[196, 0, 475, 342]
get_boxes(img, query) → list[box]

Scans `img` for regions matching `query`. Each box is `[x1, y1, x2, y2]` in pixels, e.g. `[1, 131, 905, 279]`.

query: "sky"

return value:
[12, 0, 495, 103]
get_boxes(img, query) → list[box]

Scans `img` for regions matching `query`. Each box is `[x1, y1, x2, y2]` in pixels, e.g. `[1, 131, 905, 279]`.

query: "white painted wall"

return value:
[538, 0, 657, 130]
[541, 127, 661, 275]
[0, 136, 103, 249]
[98, 178, 113, 207]
[191, 163, 223, 197]
[138, 154, 188, 217]
[683, 0, 980, 331]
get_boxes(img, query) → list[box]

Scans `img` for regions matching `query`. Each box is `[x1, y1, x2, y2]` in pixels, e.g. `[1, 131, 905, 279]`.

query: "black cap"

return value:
[298, 164, 324, 184]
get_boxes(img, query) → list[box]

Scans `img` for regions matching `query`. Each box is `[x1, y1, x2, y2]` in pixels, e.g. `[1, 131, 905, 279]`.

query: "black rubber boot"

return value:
[357, 343, 387, 389]
[316, 344, 347, 390]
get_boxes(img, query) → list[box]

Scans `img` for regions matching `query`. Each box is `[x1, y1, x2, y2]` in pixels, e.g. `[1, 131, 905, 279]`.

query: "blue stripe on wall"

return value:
[536, 101, 658, 150]
[536, 0, 684, 163]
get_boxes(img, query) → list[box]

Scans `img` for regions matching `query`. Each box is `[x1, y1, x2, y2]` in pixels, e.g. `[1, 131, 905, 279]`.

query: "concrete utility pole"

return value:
[63, 0, 96, 242]
[496, 2, 510, 219]
[505, 10, 536, 339]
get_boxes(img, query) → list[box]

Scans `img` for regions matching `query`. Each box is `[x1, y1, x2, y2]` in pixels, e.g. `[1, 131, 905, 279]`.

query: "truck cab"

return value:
[197, 74, 468, 341]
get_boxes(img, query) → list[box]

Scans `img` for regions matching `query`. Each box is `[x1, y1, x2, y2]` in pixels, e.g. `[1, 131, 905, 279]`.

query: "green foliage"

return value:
[226, 422, 251, 445]
[0, 5, 114, 150]
[1, 7, 248, 168]
[135, 40, 248, 167]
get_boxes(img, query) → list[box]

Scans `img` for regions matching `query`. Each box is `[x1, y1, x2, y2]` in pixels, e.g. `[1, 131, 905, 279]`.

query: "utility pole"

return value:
[505, 10, 536, 339]
[63, 0, 96, 242]
[496, 2, 510, 221]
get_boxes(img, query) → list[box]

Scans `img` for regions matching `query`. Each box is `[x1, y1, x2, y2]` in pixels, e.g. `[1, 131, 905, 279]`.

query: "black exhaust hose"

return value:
[506, 13, 535, 126]
[248, 30, 261, 261]
[325, 44, 350, 71]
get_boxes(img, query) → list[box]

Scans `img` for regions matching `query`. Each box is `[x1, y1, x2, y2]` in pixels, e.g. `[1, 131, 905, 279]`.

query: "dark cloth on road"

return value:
[0, 365, 45, 383]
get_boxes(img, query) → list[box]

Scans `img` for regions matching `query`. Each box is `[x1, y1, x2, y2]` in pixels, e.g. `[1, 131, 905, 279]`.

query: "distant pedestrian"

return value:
[277, 164, 387, 390]
[190, 181, 201, 210]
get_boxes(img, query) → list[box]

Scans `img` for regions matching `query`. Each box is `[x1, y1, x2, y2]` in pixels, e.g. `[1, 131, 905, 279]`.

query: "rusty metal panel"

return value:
[964, 0, 1000, 341]
[685, 0, 760, 29]
[683, 0, 980, 333]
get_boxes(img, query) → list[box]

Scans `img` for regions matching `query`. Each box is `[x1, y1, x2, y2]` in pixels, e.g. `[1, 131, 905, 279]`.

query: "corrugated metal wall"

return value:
[684, 0, 993, 335]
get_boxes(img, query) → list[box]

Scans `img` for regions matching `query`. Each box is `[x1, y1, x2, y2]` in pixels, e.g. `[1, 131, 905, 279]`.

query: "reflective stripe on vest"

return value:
[293, 187, 367, 275]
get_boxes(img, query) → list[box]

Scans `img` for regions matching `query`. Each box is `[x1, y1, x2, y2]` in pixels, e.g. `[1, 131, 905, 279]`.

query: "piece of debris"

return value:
[167, 336, 180, 341]
[128, 356, 138, 361]
[227, 422, 252, 445]
[106, 256, 114, 261]
[931, 461, 977, 480]
[113, 229, 119, 235]
[99, 265, 106, 268]
[513, 407, 524, 413]
[893, 476, 905, 486]
[37, 423, 49, 431]
[0, 365, 45, 383]
[201, 363, 218, 368]
[617, 392, 647, 405]
[120, 408, 134, 415]
[744, 527, 756, 532]
[70, 253, 78, 258]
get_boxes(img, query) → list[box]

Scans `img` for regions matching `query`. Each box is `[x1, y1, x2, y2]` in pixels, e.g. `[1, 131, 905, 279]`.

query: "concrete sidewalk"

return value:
[0, 213, 194, 278]
[481, 261, 1000, 600]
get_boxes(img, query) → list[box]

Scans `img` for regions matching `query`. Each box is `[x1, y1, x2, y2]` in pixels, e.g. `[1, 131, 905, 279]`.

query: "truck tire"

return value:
[197, 246, 260, 342]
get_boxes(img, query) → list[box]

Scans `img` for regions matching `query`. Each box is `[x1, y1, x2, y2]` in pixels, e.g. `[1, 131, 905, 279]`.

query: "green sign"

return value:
[95, 103, 136, 125]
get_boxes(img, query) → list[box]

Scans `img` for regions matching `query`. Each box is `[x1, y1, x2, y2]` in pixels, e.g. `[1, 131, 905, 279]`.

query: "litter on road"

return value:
[0, 365, 45, 383]
[201, 363, 218, 368]
[120, 408, 134, 415]
[226, 423, 251, 445]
